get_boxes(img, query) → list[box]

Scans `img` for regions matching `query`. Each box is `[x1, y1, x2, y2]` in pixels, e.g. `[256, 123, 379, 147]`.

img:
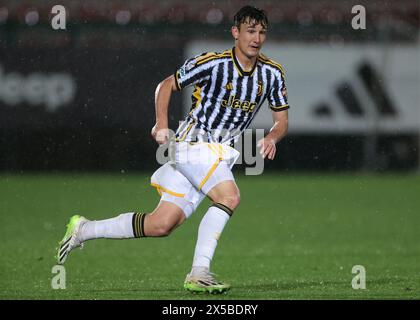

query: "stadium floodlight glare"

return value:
[206, 8, 223, 25]
[0, 7, 8, 24]
[25, 9, 39, 26]
[115, 10, 131, 26]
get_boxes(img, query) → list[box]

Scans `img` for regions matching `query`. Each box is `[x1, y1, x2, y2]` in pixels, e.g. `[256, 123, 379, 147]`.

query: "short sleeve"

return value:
[268, 69, 289, 112]
[174, 52, 216, 91]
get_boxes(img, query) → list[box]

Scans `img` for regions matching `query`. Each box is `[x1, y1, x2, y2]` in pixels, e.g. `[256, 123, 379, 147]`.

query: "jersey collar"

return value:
[231, 47, 258, 77]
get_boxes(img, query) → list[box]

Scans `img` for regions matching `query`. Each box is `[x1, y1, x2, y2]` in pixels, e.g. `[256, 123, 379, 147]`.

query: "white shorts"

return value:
[150, 142, 240, 218]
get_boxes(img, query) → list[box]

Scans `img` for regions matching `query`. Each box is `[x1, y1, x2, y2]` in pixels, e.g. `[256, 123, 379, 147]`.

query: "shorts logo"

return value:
[222, 95, 256, 113]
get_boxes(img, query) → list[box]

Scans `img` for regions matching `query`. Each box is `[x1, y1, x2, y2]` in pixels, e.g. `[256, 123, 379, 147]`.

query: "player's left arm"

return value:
[259, 65, 289, 160]
[257, 110, 288, 160]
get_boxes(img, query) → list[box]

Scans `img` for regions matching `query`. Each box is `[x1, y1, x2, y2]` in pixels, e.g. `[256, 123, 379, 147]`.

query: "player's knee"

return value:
[219, 193, 240, 211]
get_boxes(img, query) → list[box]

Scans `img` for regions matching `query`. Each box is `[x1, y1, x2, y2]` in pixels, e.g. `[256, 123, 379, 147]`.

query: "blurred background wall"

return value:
[0, 0, 418, 172]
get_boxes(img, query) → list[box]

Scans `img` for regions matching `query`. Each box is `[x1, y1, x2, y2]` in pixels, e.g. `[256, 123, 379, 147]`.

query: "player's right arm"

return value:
[152, 53, 215, 144]
[151, 75, 178, 145]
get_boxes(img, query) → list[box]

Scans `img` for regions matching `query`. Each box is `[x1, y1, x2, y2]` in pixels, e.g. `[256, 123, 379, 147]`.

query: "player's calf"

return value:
[144, 215, 182, 237]
[143, 202, 186, 237]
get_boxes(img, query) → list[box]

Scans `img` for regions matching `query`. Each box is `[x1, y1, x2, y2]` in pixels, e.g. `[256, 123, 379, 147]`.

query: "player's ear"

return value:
[231, 26, 239, 41]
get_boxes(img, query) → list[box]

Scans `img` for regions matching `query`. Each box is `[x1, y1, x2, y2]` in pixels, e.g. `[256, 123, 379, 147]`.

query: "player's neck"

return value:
[234, 46, 257, 71]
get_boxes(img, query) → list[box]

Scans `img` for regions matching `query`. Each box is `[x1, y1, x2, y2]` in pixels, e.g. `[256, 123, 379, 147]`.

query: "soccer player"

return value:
[57, 5, 289, 294]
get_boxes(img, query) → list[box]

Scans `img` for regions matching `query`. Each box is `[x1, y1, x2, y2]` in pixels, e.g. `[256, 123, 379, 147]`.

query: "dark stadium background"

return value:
[0, 0, 419, 300]
[1, 0, 418, 172]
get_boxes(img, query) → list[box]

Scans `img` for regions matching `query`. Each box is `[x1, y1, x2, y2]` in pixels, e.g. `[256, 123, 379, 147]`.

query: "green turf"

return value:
[0, 173, 419, 299]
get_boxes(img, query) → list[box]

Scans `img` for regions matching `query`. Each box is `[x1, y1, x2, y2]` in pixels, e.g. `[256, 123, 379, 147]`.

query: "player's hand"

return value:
[257, 137, 276, 160]
[151, 124, 169, 145]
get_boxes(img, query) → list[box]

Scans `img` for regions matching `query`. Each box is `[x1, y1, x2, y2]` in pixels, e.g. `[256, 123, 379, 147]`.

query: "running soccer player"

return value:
[57, 5, 289, 294]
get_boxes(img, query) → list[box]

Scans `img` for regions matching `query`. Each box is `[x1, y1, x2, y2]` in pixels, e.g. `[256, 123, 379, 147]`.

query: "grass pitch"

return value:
[0, 173, 419, 299]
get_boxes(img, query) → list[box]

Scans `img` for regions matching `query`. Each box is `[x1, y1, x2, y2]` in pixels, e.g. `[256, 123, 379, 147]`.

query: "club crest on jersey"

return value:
[257, 81, 263, 96]
[221, 95, 256, 113]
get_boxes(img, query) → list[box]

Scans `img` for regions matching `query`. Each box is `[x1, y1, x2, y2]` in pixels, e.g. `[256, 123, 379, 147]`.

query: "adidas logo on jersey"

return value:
[225, 83, 233, 90]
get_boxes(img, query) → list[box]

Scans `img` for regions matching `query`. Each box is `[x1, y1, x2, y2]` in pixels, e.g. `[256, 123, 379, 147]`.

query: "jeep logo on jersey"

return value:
[221, 94, 256, 113]
[0, 64, 76, 112]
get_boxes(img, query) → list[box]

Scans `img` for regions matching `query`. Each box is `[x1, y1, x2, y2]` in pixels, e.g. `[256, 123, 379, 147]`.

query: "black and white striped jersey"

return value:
[174, 47, 289, 144]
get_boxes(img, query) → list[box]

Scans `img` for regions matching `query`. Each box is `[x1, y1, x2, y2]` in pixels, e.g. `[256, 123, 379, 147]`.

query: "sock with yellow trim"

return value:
[79, 212, 143, 241]
[132, 212, 148, 238]
[191, 203, 232, 269]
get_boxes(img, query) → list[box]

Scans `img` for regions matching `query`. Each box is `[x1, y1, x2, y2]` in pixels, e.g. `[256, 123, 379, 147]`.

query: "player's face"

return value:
[233, 20, 267, 59]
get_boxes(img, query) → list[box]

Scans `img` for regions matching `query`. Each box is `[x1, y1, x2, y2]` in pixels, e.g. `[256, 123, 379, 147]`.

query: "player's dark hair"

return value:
[234, 5, 268, 29]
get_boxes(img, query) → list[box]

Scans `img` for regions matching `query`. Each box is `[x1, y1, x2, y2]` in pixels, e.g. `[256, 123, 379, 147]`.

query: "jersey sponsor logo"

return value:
[221, 94, 256, 113]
